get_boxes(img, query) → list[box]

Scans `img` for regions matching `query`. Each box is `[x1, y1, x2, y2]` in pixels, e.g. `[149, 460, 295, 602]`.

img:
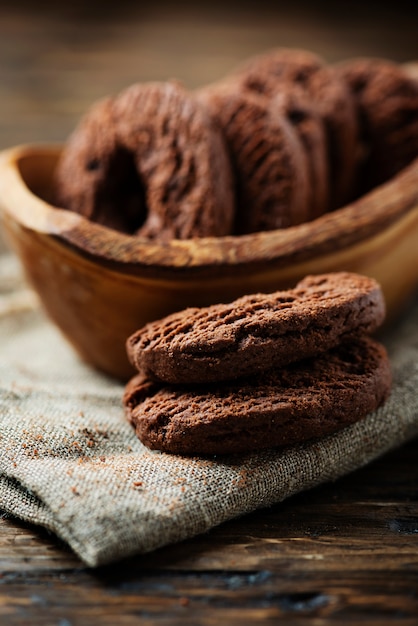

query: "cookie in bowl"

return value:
[205, 47, 359, 210]
[54, 81, 236, 240]
[0, 49, 418, 380]
[336, 57, 418, 194]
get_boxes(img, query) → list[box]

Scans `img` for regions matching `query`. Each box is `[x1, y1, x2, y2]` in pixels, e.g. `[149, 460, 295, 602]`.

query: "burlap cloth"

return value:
[1, 253, 417, 568]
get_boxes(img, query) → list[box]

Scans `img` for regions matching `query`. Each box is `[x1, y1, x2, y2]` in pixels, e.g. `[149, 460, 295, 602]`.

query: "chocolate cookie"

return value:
[229, 48, 358, 209]
[124, 336, 392, 455]
[198, 86, 311, 233]
[336, 57, 418, 192]
[127, 272, 385, 384]
[273, 88, 329, 219]
[54, 81, 235, 240]
[54, 96, 140, 234]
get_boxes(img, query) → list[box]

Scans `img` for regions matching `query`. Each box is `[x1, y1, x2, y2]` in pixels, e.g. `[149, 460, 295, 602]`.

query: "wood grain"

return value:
[1, 3, 418, 623]
[1, 439, 417, 625]
[2, 146, 418, 379]
[1, 0, 418, 150]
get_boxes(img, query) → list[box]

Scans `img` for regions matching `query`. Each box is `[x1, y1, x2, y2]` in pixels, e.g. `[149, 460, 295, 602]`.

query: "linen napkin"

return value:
[0, 253, 417, 567]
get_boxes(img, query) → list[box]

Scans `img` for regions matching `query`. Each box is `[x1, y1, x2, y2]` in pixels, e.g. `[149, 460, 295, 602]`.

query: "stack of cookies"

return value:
[123, 273, 392, 456]
[53, 48, 418, 241]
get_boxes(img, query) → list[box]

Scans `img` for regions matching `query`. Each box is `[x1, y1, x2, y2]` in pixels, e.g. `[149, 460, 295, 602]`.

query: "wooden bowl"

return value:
[1, 143, 418, 380]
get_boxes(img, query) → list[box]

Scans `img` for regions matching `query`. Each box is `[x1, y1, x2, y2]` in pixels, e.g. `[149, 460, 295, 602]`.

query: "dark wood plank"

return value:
[1, 440, 417, 624]
[1, 2, 418, 623]
[1, 0, 418, 150]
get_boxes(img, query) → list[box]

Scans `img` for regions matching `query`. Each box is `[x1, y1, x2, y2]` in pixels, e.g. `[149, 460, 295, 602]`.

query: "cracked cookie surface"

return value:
[126, 272, 385, 384]
[54, 81, 235, 240]
[228, 48, 359, 210]
[124, 336, 392, 455]
[197, 86, 311, 233]
[336, 57, 418, 193]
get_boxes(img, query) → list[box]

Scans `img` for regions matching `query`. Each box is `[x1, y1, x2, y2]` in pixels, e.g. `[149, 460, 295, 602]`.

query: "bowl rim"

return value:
[1, 143, 418, 278]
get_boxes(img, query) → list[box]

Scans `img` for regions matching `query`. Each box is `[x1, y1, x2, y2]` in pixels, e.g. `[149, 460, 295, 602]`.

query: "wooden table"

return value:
[1, 1, 418, 623]
[1, 440, 417, 624]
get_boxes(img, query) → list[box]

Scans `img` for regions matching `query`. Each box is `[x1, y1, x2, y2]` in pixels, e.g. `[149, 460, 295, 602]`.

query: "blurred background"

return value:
[0, 0, 417, 250]
[1, 0, 417, 148]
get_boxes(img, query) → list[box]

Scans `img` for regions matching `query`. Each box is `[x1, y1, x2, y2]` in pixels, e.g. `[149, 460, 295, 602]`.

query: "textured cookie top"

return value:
[54, 81, 235, 240]
[197, 85, 310, 233]
[124, 336, 392, 455]
[127, 272, 385, 384]
[227, 47, 358, 209]
[336, 57, 418, 191]
[272, 88, 329, 219]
